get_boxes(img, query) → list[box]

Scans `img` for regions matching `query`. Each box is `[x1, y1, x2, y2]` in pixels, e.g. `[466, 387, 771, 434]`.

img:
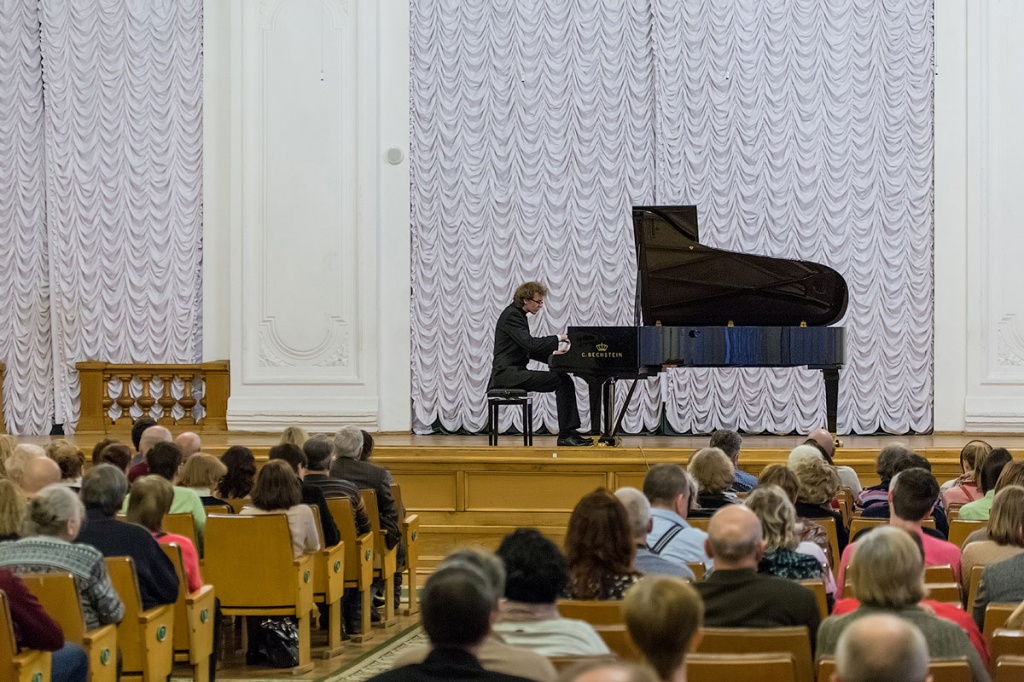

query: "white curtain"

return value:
[38, 0, 204, 429]
[410, 0, 934, 435]
[0, 0, 55, 434]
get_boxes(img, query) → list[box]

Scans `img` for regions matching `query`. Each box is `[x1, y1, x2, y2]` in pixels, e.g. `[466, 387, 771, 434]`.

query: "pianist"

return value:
[489, 282, 592, 447]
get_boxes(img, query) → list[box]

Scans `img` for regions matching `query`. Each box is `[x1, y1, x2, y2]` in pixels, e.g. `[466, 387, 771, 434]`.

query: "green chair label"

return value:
[200, 608, 209, 623]
[157, 625, 168, 641]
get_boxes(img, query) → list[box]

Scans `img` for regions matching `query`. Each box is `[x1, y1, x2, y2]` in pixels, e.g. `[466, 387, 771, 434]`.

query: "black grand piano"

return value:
[549, 205, 848, 445]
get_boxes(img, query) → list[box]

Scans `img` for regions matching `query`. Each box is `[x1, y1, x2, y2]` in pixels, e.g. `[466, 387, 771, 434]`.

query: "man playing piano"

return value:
[489, 281, 593, 447]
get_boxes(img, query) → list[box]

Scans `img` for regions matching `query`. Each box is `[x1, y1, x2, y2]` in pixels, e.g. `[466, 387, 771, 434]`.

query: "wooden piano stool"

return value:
[486, 389, 533, 446]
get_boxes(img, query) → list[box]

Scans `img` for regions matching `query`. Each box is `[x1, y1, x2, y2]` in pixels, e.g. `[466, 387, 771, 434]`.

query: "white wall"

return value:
[204, 0, 410, 432]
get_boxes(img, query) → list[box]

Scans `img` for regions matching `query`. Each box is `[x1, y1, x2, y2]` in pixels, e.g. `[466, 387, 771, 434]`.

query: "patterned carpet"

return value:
[328, 625, 427, 681]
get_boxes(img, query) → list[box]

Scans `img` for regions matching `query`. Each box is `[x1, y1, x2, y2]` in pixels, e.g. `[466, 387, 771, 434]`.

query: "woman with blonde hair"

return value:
[46, 440, 86, 490]
[793, 456, 850, 555]
[278, 426, 309, 447]
[687, 447, 739, 517]
[960, 485, 1024, 589]
[942, 440, 991, 507]
[760, 463, 831, 563]
[179, 453, 231, 508]
[623, 576, 704, 682]
[0, 479, 26, 541]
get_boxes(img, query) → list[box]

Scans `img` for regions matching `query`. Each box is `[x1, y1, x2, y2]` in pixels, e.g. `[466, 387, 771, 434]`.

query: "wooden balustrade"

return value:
[76, 361, 229, 434]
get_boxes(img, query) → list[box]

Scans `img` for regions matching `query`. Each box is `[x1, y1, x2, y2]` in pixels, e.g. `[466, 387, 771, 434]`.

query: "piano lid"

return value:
[632, 206, 849, 327]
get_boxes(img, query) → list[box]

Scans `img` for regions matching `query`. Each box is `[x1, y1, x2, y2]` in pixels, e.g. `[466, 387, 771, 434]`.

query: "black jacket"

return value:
[488, 304, 558, 388]
[301, 484, 341, 547]
[329, 457, 400, 549]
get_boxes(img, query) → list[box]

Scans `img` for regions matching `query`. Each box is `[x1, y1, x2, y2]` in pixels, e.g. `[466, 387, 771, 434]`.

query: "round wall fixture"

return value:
[384, 146, 404, 165]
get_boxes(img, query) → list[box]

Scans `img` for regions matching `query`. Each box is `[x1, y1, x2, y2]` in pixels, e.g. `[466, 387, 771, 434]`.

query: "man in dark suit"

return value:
[489, 281, 590, 447]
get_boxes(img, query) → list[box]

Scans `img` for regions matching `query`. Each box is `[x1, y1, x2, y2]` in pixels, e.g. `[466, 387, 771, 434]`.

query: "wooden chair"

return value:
[686, 517, 710, 531]
[687, 562, 706, 581]
[984, 603, 1020, 642]
[995, 654, 1024, 682]
[926, 582, 963, 605]
[925, 565, 957, 583]
[966, 565, 985, 613]
[202, 514, 315, 673]
[688, 653, 796, 682]
[21, 572, 118, 682]
[798, 579, 828, 622]
[203, 504, 232, 515]
[547, 655, 617, 672]
[835, 487, 854, 528]
[695, 627, 813, 682]
[991, 629, 1024, 676]
[849, 516, 935, 540]
[163, 513, 200, 552]
[223, 498, 248, 514]
[557, 600, 624, 626]
[160, 543, 216, 682]
[307, 505, 346, 658]
[947, 502, 965, 519]
[592, 625, 640, 660]
[359, 489, 398, 628]
[325, 497, 374, 643]
[104, 556, 175, 682]
[819, 657, 972, 682]
[0, 590, 51, 682]
[807, 515, 841, 568]
[391, 483, 421, 615]
[949, 519, 987, 548]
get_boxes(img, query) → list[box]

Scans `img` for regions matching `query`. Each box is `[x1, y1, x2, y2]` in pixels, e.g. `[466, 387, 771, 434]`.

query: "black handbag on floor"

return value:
[259, 617, 299, 668]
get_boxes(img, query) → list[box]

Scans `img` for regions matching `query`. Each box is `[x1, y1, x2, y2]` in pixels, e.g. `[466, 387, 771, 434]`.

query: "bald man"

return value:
[694, 505, 820, 637]
[19, 457, 62, 496]
[5, 444, 46, 488]
[833, 615, 931, 682]
[175, 432, 202, 460]
[128, 426, 173, 482]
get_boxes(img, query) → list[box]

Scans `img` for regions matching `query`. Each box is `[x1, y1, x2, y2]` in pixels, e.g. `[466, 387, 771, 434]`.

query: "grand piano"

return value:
[549, 205, 848, 445]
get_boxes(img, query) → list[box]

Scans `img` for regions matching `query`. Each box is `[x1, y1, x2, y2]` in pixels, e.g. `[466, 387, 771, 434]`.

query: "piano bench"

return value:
[486, 389, 533, 447]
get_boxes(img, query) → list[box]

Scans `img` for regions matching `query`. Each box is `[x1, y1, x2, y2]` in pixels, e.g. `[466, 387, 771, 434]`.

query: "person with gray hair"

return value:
[0, 485, 125, 630]
[709, 429, 756, 493]
[694, 505, 820, 636]
[76, 464, 179, 610]
[302, 434, 371, 534]
[832, 614, 931, 682]
[614, 487, 693, 579]
[390, 548, 557, 682]
[643, 463, 711, 567]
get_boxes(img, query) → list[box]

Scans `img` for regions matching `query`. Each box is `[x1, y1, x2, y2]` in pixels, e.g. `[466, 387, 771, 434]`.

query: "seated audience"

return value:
[0, 485, 124, 630]
[855, 444, 915, 509]
[45, 440, 85, 490]
[279, 425, 309, 447]
[971, 533, 1024, 630]
[241, 459, 321, 558]
[122, 441, 206, 543]
[218, 445, 257, 500]
[175, 431, 202, 460]
[942, 440, 991, 508]
[838, 468, 962, 595]
[127, 424, 172, 482]
[76, 464, 179, 608]
[805, 428, 862, 495]
[0, 479, 26, 541]
[687, 447, 739, 516]
[818, 526, 989, 682]
[960, 485, 1024, 588]
[301, 434, 371, 534]
[959, 448, 1014, 521]
[0, 568, 88, 682]
[643, 463, 711, 567]
[694, 505, 820, 636]
[859, 453, 949, 538]
[564, 489, 640, 600]
[745, 486, 833, 600]
[492, 529, 609, 656]
[615, 487, 693, 579]
[390, 549, 557, 682]
[179, 453, 232, 508]
[623, 576, 703, 682]
[128, 416, 158, 469]
[358, 431, 395, 486]
[97, 443, 132, 472]
[759, 464, 832, 561]
[709, 429, 756, 493]
[791, 457, 849, 556]
[126, 475, 203, 592]
[268, 443, 340, 546]
[832, 614, 930, 682]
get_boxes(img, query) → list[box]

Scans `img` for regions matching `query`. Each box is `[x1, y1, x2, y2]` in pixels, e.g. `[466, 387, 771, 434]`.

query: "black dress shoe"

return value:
[557, 433, 594, 447]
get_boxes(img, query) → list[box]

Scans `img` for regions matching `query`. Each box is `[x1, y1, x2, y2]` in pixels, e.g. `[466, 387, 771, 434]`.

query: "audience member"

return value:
[179, 453, 232, 508]
[76, 464, 179, 609]
[45, 440, 85, 490]
[0, 479, 26, 541]
[492, 529, 609, 656]
[123, 441, 206, 544]
[126, 475, 204, 592]
[859, 453, 949, 538]
[942, 440, 991, 508]
[5, 444, 46, 490]
[218, 445, 257, 499]
[390, 549, 557, 682]
[0, 568, 88, 682]
[175, 431, 203, 460]
[128, 425, 173, 482]
[806, 428, 862, 494]
[837, 468, 961, 595]
[960, 485, 1024, 588]
[564, 489, 640, 600]
[709, 429, 755, 493]
[819, 526, 988, 681]
[129, 416, 158, 468]
[241, 459, 321, 558]
[279, 425, 310, 447]
[19, 456, 61, 496]
[832, 614, 930, 682]
[615, 487, 692, 579]
[959, 448, 1014, 520]
[0, 485, 124, 630]
[759, 464, 832, 561]
[268, 443, 340, 546]
[694, 505, 820, 635]
[971, 515, 1024, 629]
[855, 444, 916, 509]
[791, 457, 849, 556]
[687, 447, 739, 516]
[90, 437, 119, 467]
[643, 464, 711, 567]
[301, 434, 371, 534]
[623, 576, 703, 682]
[98, 443, 132, 472]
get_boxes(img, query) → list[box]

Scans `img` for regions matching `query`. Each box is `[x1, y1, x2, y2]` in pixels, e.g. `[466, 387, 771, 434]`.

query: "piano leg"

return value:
[601, 378, 616, 444]
[822, 367, 840, 434]
[587, 378, 603, 436]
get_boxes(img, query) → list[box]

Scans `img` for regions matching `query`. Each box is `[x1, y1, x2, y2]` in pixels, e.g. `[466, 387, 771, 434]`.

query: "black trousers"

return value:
[493, 369, 581, 436]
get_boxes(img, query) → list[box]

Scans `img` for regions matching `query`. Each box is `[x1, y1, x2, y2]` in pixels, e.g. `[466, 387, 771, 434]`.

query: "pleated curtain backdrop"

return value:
[0, 0, 203, 434]
[410, 0, 934, 436]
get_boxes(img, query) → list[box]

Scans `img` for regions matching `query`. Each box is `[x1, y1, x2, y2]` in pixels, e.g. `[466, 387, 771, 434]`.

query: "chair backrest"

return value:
[835, 487, 854, 528]
[986, 603, 1021, 641]
[203, 504, 232, 515]
[695, 627, 813, 682]
[556, 600, 624, 626]
[160, 543, 191, 651]
[798, 579, 828, 621]
[806, 515, 840, 568]
[688, 652, 797, 682]
[946, 502, 965, 519]
[203, 514, 302, 608]
[592, 625, 640, 661]
[687, 517, 710, 531]
[949, 519, 987, 548]
[390, 484, 407, 517]
[924, 565, 957, 583]
[163, 513, 198, 548]
[0, 590, 21, 670]
[547, 655, 617, 672]
[224, 498, 248, 514]
[359, 489, 390, 561]
[819, 657, 971, 682]
[996, 654, 1024, 682]
[991, 629, 1024, 668]
[19, 572, 87, 643]
[327, 497, 370, 583]
[849, 516, 935, 540]
[105, 555, 171, 675]
[966, 565, 985, 613]
[925, 583, 963, 605]
[687, 562, 706, 581]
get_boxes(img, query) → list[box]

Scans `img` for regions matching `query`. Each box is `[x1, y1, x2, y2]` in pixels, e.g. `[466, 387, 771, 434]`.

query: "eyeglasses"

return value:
[530, 298, 545, 305]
